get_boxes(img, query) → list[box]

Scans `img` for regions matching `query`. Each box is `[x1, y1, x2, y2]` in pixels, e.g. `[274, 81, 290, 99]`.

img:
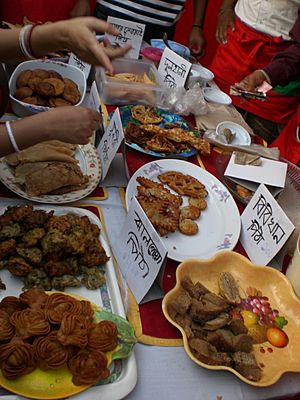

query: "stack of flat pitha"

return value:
[5, 140, 89, 196]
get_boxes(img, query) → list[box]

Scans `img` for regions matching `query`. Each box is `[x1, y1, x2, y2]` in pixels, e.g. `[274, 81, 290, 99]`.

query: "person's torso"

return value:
[235, 0, 300, 39]
[96, 0, 186, 26]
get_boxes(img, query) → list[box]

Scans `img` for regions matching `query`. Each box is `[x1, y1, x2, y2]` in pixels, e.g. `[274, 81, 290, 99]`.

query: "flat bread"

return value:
[14, 162, 52, 184]
[25, 162, 88, 196]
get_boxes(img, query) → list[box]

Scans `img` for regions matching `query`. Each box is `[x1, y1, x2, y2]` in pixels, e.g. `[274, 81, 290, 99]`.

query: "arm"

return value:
[188, 0, 207, 57]
[216, 0, 237, 44]
[0, 17, 131, 73]
[0, 107, 101, 157]
[69, 0, 91, 18]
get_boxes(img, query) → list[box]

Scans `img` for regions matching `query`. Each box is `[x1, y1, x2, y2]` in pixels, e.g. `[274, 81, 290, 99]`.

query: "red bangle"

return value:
[27, 23, 41, 58]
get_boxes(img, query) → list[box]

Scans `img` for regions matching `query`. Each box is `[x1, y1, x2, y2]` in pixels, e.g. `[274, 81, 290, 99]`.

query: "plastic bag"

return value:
[158, 82, 208, 116]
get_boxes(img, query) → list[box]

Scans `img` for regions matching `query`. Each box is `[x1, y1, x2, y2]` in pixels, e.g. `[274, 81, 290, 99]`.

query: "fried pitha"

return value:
[158, 171, 206, 198]
[131, 105, 163, 124]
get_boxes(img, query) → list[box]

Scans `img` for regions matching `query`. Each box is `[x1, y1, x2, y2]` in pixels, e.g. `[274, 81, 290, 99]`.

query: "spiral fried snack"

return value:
[88, 320, 118, 352]
[10, 309, 50, 339]
[57, 314, 90, 348]
[46, 292, 82, 324]
[33, 331, 70, 370]
[0, 338, 36, 379]
[0, 310, 14, 342]
[0, 296, 24, 315]
[19, 288, 48, 309]
[80, 300, 95, 323]
[68, 349, 110, 385]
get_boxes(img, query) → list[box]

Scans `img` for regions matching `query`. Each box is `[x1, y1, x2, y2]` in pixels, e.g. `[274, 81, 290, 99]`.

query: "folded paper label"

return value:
[158, 47, 191, 89]
[68, 53, 91, 80]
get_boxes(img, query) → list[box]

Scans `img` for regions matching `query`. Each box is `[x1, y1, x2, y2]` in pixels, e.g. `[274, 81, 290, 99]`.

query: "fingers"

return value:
[85, 17, 119, 36]
[104, 43, 132, 59]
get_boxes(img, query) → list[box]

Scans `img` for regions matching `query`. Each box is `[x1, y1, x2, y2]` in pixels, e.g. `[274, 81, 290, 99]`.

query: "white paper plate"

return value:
[216, 121, 251, 146]
[188, 64, 214, 83]
[0, 143, 101, 203]
[125, 159, 241, 262]
[203, 87, 232, 105]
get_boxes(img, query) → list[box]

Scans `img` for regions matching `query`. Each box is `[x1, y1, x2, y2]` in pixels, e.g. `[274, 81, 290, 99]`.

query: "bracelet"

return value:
[27, 23, 41, 58]
[5, 121, 20, 153]
[18, 24, 36, 60]
[192, 24, 202, 29]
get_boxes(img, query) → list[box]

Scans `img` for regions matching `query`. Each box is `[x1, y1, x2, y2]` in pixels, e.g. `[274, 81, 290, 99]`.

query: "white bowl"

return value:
[216, 121, 251, 146]
[9, 59, 86, 117]
[203, 87, 232, 105]
[188, 63, 214, 84]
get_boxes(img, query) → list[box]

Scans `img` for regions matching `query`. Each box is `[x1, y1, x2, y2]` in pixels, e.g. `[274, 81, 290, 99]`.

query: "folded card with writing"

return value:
[225, 153, 287, 188]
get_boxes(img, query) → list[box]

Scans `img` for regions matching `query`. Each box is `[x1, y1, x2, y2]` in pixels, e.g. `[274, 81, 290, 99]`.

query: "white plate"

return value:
[0, 205, 137, 400]
[203, 87, 232, 105]
[216, 121, 251, 146]
[125, 159, 241, 262]
[0, 143, 101, 203]
[188, 64, 214, 83]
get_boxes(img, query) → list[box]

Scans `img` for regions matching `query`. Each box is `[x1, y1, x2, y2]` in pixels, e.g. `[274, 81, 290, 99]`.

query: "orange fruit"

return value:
[247, 324, 267, 344]
[266, 327, 289, 348]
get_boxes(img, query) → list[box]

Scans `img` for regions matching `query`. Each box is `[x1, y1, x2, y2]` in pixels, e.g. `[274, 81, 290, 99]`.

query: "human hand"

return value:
[188, 26, 205, 58]
[238, 70, 266, 91]
[38, 106, 102, 144]
[216, 9, 235, 44]
[54, 17, 131, 73]
[70, 0, 91, 18]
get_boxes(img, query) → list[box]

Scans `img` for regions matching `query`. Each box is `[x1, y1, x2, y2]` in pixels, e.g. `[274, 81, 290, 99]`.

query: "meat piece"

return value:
[202, 313, 232, 331]
[190, 298, 229, 322]
[173, 313, 193, 339]
[189, 338, 232, 367]
[219, 272, 241, 304]
[181, 276, 209, 300]
[207, 329, 253, 353]
[233, 334, 253, 353]
[171, 291, 192, 316]
[202, 292, 230, 308]
[232, 352, 262, 382]
[229, 318, 248, 335]
[190, 321, 207, 340]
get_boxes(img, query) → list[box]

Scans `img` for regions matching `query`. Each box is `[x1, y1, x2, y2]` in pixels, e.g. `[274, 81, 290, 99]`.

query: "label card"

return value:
[68, 53, 91, 80]
[158, 47, 191, 88]
[114, 197, 167, 304]
[97, 108, 124, 181]
[105, 17, 145, 59]
[240, 184, 295, 265]
[87, 81, 101, 112]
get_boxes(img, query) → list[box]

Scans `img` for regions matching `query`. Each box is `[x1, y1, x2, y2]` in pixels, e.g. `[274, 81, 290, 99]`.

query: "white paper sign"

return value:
[114, 198, 167, 304]
[97, 108, 124, 180]
[240, 184, 295, 265]
[87, 81, 101, 112]
[68, 53, 91, 80]
[105, 17, 145, 59]
[158, 47, 191, 88]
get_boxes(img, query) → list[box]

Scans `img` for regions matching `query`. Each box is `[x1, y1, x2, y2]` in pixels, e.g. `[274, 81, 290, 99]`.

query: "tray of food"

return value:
[120, 105, 210, 158]
[0, 205, 137, 400]
[0, 141, 101, 203]
[125, 159, 241, 262]
[162, 251, 300, 387]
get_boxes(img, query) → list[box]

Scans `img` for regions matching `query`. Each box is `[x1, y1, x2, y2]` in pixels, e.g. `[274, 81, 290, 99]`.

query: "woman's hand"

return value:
[188, 26, 205, 58]
[238, 70, 267, 91]
[216, 9, 235, 44]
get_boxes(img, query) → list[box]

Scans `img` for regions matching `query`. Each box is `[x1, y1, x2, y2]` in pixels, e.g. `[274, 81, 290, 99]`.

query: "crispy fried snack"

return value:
[57, 314, 90, 348]
[189, 197, 207, 210]
[42, 78, 65, 96]
[0, 337, 36, 379]
[146, 135, 176, 153]
[179, 218, 199, 235]
[68, 349, 110, 385]
[137, 176, 182, 207]
[131, 105, 163, 124]
[62, 78, 81, 105]
[46, 292, 82, 324]
[9, 309, 50, 339]
[19, 288, 48, 309]
[0, 296, 24, 315]
[16, 70, 32, 88]
[48, 97, 72, 107]
[158, 171, 206, 198]
[88, 320, 118, 352]
[0, 310, 14, 341]
[34, 331, 70, 370]
[180, 205, 201, 221]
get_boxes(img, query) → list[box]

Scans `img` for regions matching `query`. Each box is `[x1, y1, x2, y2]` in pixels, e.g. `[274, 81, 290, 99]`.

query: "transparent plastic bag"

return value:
[158, 82, 208, 116]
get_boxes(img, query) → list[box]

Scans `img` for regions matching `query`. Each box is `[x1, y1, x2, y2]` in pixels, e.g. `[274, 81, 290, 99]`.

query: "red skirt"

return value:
[210, 17, 300, 125]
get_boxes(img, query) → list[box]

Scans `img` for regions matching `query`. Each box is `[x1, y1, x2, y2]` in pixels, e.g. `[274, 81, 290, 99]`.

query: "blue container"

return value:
[150, 39, 190, 60]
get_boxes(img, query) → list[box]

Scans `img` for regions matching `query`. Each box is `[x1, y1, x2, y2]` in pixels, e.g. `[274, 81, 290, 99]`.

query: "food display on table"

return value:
[163, 252, 300, 387]
[121, 105, 210, 158]
[0, 289, 136, 399]
[0, 205, 108, 292]
[0, 140, 100, 203]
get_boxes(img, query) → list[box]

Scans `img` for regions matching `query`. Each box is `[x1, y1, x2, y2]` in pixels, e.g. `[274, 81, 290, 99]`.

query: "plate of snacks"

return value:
[162, 251, 300, 386]
[0, 205, 137, 399]
[0, 141, 101, 203]
[120, 105, 211, 158]
[125, 159, 240, 262]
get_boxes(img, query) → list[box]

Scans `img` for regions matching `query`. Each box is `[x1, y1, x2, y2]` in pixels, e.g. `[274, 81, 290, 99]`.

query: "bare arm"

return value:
[216, 0, 237, 44]
[0, 17, 131, 73]
[189, 0, 208, 57]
